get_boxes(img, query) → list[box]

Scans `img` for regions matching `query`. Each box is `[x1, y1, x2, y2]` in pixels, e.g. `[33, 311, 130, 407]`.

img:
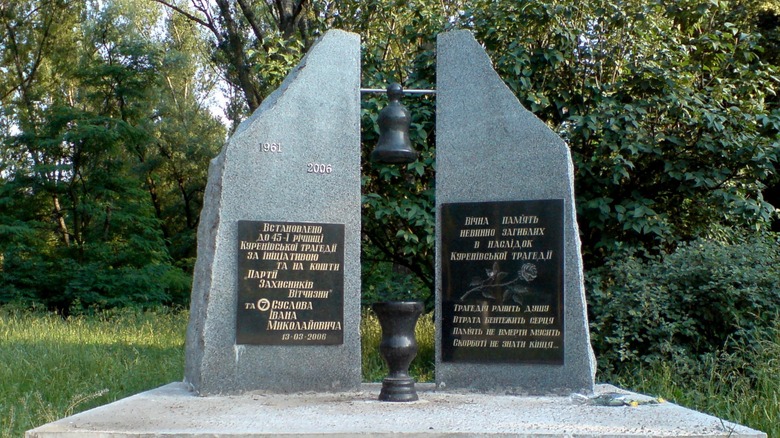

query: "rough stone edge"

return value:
[183, 149, 225, 393]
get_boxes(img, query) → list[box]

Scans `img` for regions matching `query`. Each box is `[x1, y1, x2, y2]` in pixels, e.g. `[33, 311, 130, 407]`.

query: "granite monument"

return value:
[435, 29, 597, 394]
[184, 29, 362, 395]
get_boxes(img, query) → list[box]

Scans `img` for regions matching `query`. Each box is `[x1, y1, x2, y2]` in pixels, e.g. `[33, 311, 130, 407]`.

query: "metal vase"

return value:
[372, 301, 424, 402]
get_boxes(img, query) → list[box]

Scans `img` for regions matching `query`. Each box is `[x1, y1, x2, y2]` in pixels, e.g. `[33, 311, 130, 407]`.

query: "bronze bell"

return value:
[370, 83, 419, 164]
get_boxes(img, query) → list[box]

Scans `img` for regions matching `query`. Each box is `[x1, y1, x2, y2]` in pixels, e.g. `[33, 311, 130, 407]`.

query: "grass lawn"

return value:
[0, 308, 187, 437]
[1, 307, 776, 437]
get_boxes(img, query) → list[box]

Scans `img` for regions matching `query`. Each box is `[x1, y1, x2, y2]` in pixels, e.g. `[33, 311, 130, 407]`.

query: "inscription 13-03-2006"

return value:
[236, 220, 345, 345]
[441, 200, 565, 364]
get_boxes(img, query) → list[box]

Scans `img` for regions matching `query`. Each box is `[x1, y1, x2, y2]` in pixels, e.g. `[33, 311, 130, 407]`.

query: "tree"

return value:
[150, 0, 314, 120]
[138, 6, 226, 268]
[318, 1, 470, 306]
[0, 0, 224, 311]
[26, 0, 770, 310]
[156, 0, 459, 305]
[463, 0, 779, 263]
[157, 0, 778, 297]
[751, 0, 780, 230]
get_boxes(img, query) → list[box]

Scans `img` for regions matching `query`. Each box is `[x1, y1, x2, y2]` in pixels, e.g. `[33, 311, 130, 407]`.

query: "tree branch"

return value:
[151, 0, 216, 35]
[235, 0, 266, 46]
[214, 0, 263, 111]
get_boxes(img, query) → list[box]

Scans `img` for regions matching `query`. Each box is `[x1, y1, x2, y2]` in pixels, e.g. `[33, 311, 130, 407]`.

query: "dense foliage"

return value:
[351, 0, 780, 303]
[466, 0, 780, 262]
[2, 3, 779, 433]
[586, 232, 780, 435]
[0, 0, 224, 311]
[1, 0, 778, 320]
[587, 232, 780, 374]
[335, 1, 444, 308]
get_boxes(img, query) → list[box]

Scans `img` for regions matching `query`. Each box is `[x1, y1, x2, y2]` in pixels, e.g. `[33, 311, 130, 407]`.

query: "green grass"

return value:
[2, 307, 778, 437]
[608, 326, 780, 438]
[617, 367, 780, 438]
[0, 307, 187, 438]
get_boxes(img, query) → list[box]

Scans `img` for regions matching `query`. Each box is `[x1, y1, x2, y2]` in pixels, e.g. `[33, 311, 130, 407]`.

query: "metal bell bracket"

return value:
[362, 83, 435, 164]
[360, 87, 436, 95]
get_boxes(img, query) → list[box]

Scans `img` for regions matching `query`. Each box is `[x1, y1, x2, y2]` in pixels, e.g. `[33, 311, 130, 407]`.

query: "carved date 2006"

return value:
[307, 163, 333, 174]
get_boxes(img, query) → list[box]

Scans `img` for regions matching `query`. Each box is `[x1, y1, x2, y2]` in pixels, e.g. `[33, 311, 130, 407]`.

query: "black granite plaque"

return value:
[441, 200, 564, 363]
[236, 220, 344, 345]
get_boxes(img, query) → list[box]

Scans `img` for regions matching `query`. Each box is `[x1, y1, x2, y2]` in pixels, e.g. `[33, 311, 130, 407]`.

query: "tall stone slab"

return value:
[185, 30, 362, 395]
[435, 30, 596, 394]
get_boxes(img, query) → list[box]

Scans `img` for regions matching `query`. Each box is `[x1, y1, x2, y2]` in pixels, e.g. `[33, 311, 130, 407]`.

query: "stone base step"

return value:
[26, 382, 765, 437]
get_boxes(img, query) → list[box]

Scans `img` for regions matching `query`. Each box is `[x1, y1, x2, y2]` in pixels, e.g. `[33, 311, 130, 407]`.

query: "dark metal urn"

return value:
[372, 301, 424, 402]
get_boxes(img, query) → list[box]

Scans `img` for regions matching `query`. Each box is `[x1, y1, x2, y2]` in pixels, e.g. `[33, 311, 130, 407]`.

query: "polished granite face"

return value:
[236, 220, 345, 346]
[440, 199, 564, 364]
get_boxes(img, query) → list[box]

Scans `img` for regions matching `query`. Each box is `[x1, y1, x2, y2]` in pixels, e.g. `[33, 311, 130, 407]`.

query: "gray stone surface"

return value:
[26, 382, 766, 437]
[435, 30, 596, 393]
[184, 29, 362, 395]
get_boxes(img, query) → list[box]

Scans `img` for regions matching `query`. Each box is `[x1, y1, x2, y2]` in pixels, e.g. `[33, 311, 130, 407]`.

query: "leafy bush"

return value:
[0, 245, 191, 313]
[586, 233, 780, 376]
[362, 261, 431, 309]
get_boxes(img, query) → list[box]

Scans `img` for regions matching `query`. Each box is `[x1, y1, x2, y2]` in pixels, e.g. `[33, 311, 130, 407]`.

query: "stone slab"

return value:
[435, 29, 596, 393]
[26, 382, 766, 437]
[184, 29, 362, 395]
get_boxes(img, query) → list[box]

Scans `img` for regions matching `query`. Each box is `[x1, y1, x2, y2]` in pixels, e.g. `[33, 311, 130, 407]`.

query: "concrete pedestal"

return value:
[26, 382, 765, 437]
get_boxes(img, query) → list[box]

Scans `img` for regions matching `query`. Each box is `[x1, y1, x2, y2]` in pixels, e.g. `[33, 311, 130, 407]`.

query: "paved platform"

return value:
[26, 382, 765, 437]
